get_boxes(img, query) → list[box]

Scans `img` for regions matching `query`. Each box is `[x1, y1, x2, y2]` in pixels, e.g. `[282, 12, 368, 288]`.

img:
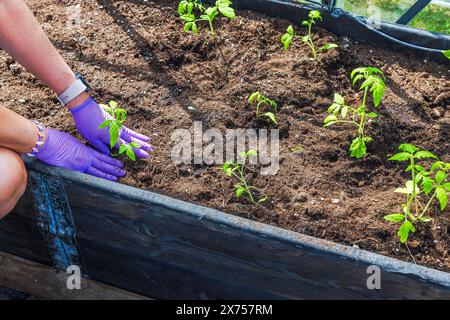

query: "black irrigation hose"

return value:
[338, 10, 447, 56]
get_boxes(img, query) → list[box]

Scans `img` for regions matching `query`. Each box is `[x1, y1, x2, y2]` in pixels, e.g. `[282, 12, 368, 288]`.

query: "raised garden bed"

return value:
[0, 0, 449, 298]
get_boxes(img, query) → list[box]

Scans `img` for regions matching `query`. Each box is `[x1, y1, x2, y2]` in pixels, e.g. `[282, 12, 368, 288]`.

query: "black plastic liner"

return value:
[0, 160, 449, 299]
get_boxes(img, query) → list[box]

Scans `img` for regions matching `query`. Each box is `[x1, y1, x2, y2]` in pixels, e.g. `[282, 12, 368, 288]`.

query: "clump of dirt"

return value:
[1, 0, 449, 271]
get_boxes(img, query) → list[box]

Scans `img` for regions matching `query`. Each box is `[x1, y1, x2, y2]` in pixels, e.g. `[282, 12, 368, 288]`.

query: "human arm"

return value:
[0, 0, 153, 156]
[0, 106, 126, 181]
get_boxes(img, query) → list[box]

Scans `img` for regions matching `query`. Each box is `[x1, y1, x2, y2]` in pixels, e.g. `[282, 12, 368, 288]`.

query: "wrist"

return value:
[24, 120, 47, 156]
[65, 92, 91, 110]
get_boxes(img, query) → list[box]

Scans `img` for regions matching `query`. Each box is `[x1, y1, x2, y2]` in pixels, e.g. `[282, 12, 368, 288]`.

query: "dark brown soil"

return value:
[2, 0, 449, 271]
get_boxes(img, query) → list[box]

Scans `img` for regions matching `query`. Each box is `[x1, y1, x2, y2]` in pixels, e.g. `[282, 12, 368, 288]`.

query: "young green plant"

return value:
[222, 150, 267, 204]
[281, 10, 337, 59]
[98, 100, 141, 161]
[248, 91, 278, 124]
[385, 144, 450, 243]
[178, 0, 235, 35]
[324, 67, 386, 159]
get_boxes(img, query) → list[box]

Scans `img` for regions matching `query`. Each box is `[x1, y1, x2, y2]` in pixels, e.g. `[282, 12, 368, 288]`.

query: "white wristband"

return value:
[57, 79, 88, 105]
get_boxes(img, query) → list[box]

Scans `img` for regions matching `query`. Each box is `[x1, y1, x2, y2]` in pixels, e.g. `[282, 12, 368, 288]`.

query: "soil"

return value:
[1, 0, 449, 271]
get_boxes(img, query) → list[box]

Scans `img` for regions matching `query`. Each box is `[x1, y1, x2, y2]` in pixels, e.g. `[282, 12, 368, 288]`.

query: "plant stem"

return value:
[308, 22, 316, 59]
[418, 191, 437, 219]
[358, 87, 369, 139]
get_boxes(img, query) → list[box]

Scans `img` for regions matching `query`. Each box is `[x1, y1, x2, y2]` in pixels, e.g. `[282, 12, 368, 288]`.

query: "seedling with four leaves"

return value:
[281, 10, 337, 59]
[222, 150, 267, 204]
[98, 100, 141, 161]
[384, 144, 449, 243]
[248, 91, 278, 124]
[178, 0, 235, 35]
[324, 67, 386, 159]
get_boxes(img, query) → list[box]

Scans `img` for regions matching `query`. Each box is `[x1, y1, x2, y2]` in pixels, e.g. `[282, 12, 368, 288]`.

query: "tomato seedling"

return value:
[98, 100, 141, 161]
[281, 10, 337, 60]
[222, 150, 267, 204]
[324, 67, 386, 159]
[248, 91, 278, 124]
[178, 0, 235, 35]
[385, 143, 450, 243]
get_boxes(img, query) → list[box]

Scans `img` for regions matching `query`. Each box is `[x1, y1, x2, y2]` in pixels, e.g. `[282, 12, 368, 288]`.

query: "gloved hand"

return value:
[70, 97, 153, 158]
[36, 128, 126, 181]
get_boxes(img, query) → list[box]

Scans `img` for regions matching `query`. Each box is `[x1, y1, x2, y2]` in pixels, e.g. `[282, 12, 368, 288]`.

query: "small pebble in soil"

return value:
[331, 198, 340, 204]
[431, 107, 444, 119]
[291, 192, 308, 203]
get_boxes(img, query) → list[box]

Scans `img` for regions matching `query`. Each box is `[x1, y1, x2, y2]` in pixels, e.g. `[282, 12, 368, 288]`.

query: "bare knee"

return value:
[0, 147, 27, 219]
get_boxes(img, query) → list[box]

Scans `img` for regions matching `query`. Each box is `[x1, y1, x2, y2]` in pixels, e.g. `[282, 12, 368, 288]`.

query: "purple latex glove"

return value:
[36, 128, 126, 181]
[70, 97, 153, 158]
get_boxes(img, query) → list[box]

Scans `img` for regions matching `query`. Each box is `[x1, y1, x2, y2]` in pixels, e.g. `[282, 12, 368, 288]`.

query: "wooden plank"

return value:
[61, 178, 450, 299]
[0, 251, 149, 300]
[0, 189, 52, 266]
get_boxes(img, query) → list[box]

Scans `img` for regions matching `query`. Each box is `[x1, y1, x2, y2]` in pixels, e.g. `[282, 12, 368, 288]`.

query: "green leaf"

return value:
[443, 50, 450, 59]
[235, 186, 245, 197]
[334, 93, 345, 105]
[436, 187, 448, 211]
[349, 137, 367, 159]
[352, 74, 363, 86]
[444, 182, 450, 192]
[395, 180, 417, 195]
[98, 120, 112, 129]
[388, 152, 411, 162]
[384, 213, 405, 223]
[398, 143, 418, 154]
[119, 144, 127, 155]
[431, 161, 445, 172]
[281, 33, 293, 50]
[414, 150, 437, 160]
[126, 147, 136, 161]
[367, 112, 378, 118]
[324, 114, 338, 124]
[246, 150, 258, 157]
[398, 220, 415, 243]
[327, 103, 340, 114]
[421, 177, 435, 195]
[218, 5, 235, 19]
[248, 91, 260, 103]
[319, 43, 338, 52]
[181, 13, 196, 22]
[109, 100, 118, 109]
[264, 112, 277, 124]
[341, 105, 349, 119]
[129, 142, 141, 149]
[115, 108, 127, 123]
[286, 25, 294, 36]
[372, 86, 384, 107]
[205, 7, 218, 21]
[308, 10, 322, 21]
[435, 171, 447, 184]
[109, 122, 120, 149]
[258, 195, 268, 204]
